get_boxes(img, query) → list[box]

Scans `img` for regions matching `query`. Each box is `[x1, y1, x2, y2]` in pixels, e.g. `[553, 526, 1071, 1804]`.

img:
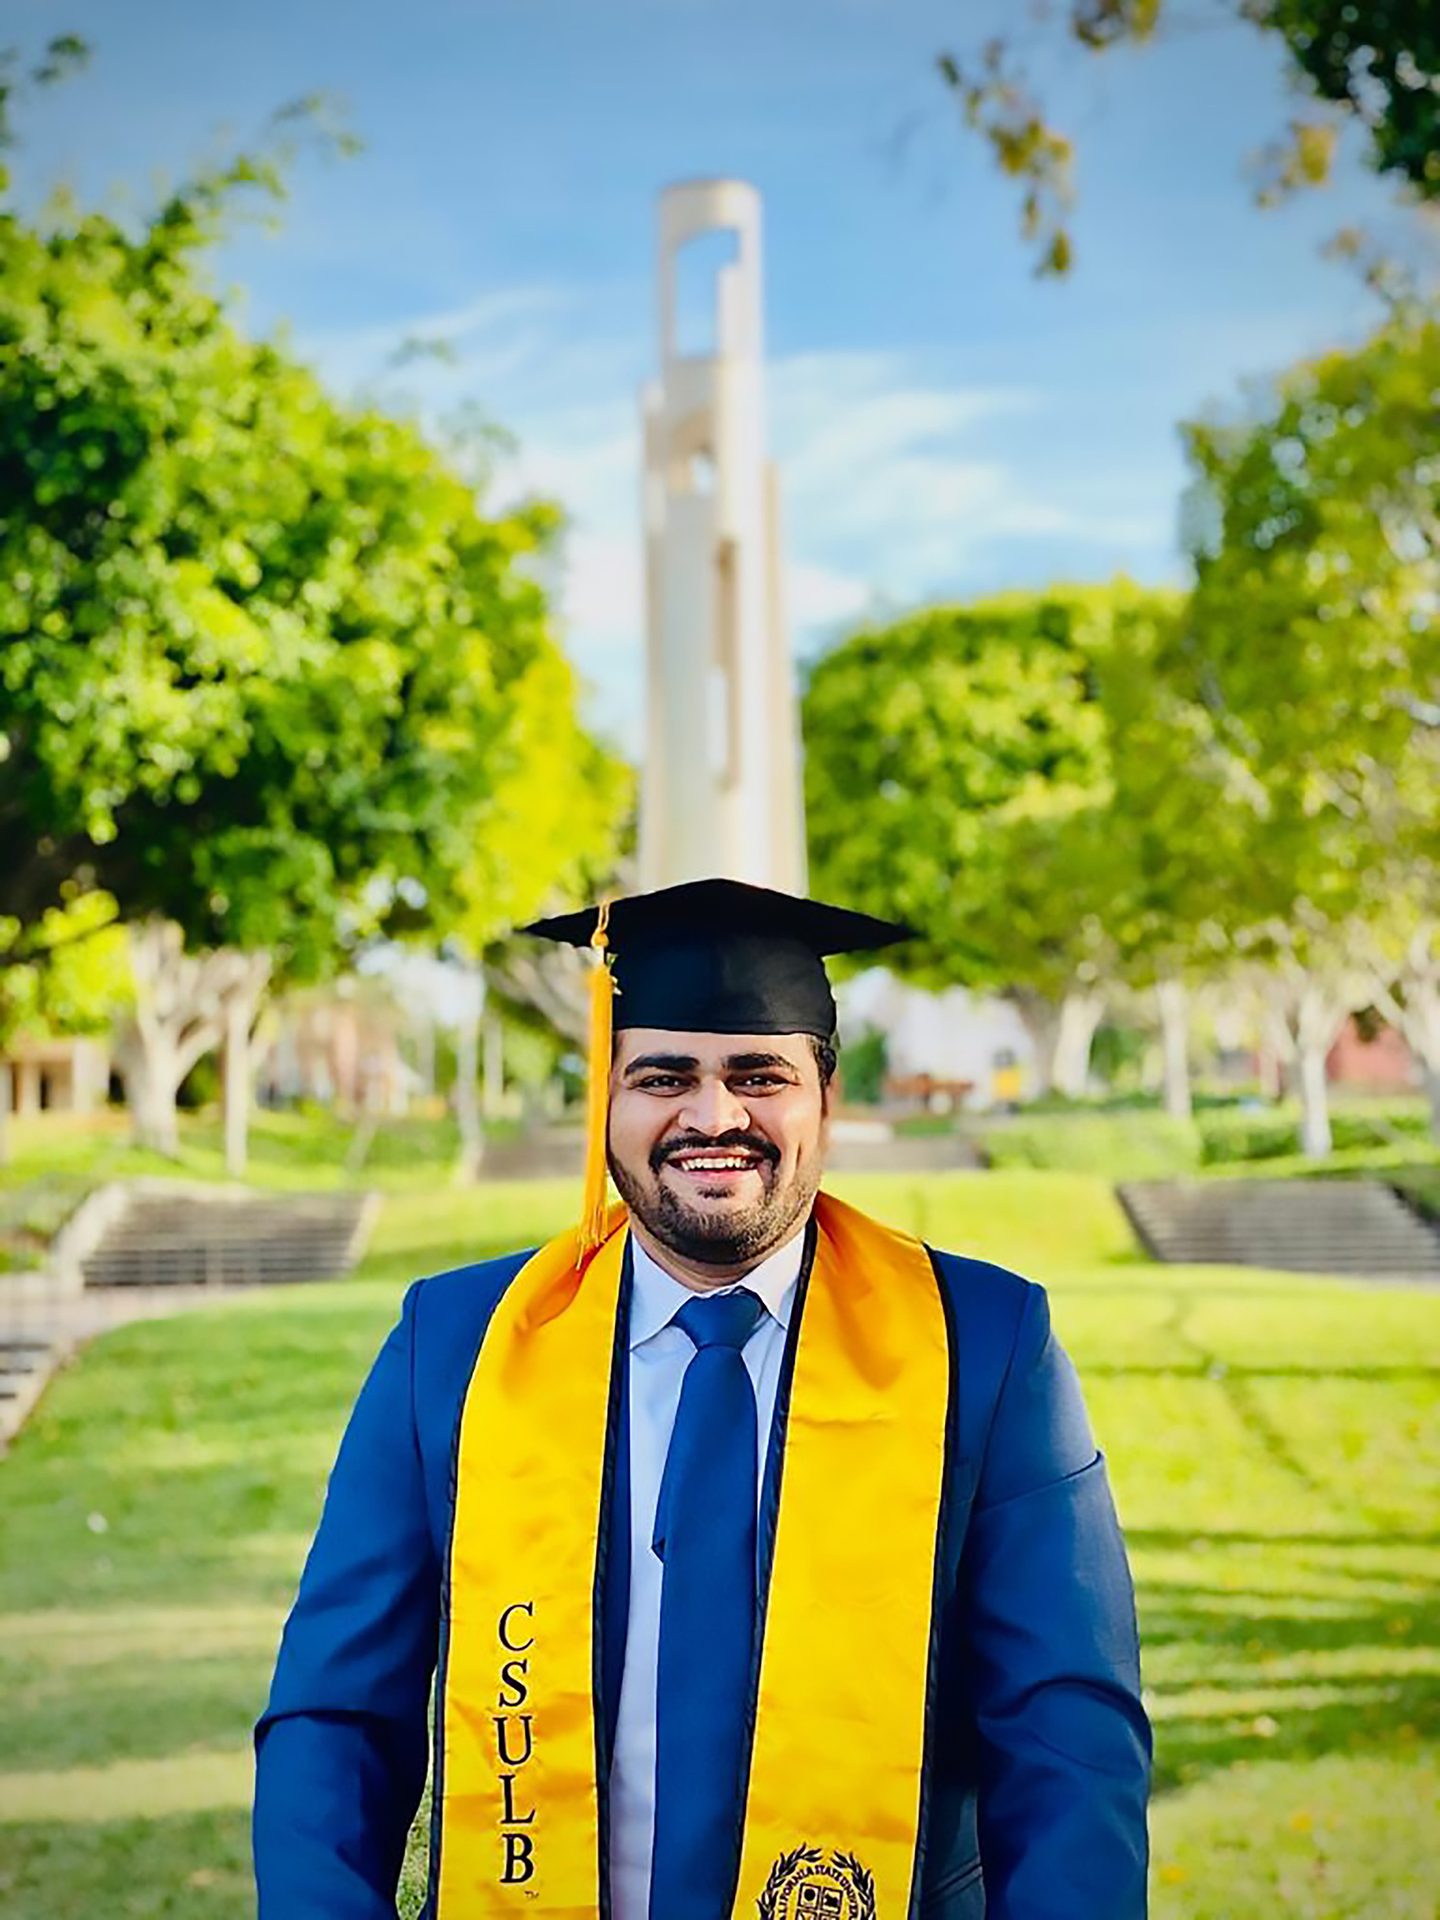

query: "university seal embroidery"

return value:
[757, 1846, 878, 1920]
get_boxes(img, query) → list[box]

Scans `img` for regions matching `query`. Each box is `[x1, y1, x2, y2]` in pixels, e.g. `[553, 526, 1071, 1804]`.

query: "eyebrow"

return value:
[622, 1052, 699, 1077]
[621, 1050, 799, 1078]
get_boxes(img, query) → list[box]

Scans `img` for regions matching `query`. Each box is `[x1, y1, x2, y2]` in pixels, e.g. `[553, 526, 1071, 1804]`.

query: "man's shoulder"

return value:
[922, 1246, 1055, 1445]
[406, 1247, 536, 1343]
[398, 1250, 539, 1440]
[925, 1243, 1044, 1342]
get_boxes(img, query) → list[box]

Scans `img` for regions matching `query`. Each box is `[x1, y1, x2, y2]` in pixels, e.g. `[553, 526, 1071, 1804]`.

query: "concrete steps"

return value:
[2, 1183, 378, 1450]
[1118, 1177, 1440, 1279]
[80, 1190, 374, 1289]
[0, 1335, 70, 1438]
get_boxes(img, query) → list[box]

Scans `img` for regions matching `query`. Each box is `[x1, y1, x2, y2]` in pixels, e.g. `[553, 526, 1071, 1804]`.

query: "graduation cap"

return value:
[522, 878, 912, 1257]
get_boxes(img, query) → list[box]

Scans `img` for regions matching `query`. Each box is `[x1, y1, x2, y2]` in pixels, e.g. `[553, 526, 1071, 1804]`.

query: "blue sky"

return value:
[10, 0, 1423, 745]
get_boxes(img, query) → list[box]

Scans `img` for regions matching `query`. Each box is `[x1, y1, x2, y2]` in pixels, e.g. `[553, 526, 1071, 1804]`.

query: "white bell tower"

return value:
[639, 180, 806, 894]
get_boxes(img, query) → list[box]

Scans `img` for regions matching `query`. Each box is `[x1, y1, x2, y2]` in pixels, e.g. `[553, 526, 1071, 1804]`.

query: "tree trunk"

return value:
[1051, 987, 1105, 1099]
[415, 1015, 436, 1101]
[0, 1063, 12, 1169]
[220, 954, 272, 1180]
[1009, 992, 1059, 1098]
[1256, 1043, 1283, 1102]
[1364, 921, 1440, 1144]
[483, 1006, 505, 1122]
[485, 945, 588, 1047]
[1415, 1060, 1440, 1143]
[1252, 964, 1351, 1163]
[115, 920, 271, 1160]
[121, 1025, 188, 1156]
[1296, 1037, 1333, 1158]
[1155, 977, 1192, 1120]
[223, 995, 250, 1180]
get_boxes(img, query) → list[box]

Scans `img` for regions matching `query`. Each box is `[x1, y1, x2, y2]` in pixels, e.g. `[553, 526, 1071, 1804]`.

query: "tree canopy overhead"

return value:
[0, 132, 623, 972]
[938, 0, 1439, 275]
[802, 588, 1115, 991]
[1172, 307, 1440, 1142]
[0, 60, 629, 1152]
[1181, 307, 1440, 794]
[802, 582, 1203, 1099]
[802, 582, 1214, 989]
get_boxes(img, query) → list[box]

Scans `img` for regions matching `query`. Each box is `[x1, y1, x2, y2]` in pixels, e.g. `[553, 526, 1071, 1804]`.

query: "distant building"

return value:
[0, 1035, 110, 1114]
[257, 984, 420, 1116]
[1327, 1015, 1418, 1093]
[837, 971, 1037, 1110]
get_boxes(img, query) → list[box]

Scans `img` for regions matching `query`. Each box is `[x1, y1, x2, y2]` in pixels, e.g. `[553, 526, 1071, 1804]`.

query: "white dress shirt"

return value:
[607, 1227, 805, 1920]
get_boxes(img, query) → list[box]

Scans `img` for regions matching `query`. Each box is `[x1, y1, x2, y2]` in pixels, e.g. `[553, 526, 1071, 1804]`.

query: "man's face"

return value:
[607, 1029, 831, 1270]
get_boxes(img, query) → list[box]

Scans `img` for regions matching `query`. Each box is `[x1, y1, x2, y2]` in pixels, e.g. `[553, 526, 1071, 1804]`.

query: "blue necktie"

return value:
[648, 1287, 766, 1920]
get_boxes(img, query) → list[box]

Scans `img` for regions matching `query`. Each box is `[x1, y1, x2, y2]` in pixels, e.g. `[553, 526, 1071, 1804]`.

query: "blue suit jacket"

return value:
[254, 1230, 1151, 1918]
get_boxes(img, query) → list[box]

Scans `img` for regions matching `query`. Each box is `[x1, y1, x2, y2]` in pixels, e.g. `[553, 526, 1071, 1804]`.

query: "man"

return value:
[254, 879, 1150, 1919]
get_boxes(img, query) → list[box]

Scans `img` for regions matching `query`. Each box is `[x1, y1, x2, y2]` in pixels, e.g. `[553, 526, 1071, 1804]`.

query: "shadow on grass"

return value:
[1, 1657, 274, 1773]
[1140, 1564, 1440, 1793]
[0, 1809, 252, 1920]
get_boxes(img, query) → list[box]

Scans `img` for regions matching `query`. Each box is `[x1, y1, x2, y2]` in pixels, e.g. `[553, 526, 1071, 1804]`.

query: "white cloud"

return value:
[502, 421, 639, 529]
[985, 500, 1175, 547]
[295, 290, 1179, 749]
[770, 351, 1175, 596]
[786, 560, 874, 631]
[294, 286, 573, 397]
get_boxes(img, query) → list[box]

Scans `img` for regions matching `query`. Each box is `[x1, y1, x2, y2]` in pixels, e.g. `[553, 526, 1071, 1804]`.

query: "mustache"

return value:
[651, 1130, 780, 1174]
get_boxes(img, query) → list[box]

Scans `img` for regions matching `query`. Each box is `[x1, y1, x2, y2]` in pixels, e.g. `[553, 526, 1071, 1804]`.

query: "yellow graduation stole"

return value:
[437, 1190, 952, 1918]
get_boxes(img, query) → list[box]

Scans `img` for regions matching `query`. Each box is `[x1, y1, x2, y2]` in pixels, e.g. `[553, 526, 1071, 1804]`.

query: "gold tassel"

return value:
[577, 899, 616, 1265]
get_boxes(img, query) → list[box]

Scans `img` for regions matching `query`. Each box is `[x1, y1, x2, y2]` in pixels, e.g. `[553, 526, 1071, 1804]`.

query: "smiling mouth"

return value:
[664, 1152, 767, 1177]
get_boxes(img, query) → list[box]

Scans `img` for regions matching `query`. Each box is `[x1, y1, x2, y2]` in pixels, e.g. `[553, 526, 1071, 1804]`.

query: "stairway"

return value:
[1118, 1177, 1440, 1279]
[0, 1335, 68, 1439]
[80, 1188, 375, 1289]
[2, 1184, 378, 1450]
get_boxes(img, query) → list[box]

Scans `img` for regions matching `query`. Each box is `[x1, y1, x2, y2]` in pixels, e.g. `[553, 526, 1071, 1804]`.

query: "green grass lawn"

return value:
[0, 1107, 503, 1274]
[0, 1170, 1436, 1918]
[0, 1105, 480, 1200]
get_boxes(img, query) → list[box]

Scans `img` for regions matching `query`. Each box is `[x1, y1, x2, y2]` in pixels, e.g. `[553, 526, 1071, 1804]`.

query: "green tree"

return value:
[0, 890, 124, 1165]
[838, 1024, 890, 1106]
[1080, 589, 1228, 1117]
[803, 584, 1185, 1097]
[0, 119, 626, 1158]
[938, 1, 1438, 275]
[446, 656, 632, 1178]
[1174, 309, 1440, 1147]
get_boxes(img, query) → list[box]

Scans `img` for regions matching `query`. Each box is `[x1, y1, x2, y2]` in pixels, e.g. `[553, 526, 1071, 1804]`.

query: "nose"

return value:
[680, 1074, 751, 1137]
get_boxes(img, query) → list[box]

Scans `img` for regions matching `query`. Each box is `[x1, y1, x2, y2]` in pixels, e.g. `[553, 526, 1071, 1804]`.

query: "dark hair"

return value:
[810, 1033, 838, 1090]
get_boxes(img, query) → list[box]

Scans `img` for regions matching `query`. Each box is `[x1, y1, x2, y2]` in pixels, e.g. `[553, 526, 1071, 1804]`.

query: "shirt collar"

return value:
[627, 1219, 806, 1352]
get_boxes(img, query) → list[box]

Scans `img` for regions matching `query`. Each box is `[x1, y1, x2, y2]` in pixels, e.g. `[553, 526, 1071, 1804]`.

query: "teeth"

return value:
[674, 1156, 755, 1171]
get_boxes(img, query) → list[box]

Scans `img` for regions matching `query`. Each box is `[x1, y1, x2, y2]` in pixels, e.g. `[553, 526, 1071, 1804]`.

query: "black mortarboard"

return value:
[522, 877, 912, 1039]
[523, 877, 912, 1261]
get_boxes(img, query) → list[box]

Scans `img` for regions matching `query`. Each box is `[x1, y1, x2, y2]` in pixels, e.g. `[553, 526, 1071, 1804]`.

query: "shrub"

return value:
[1198, 1102, 1432, 1165]
[1197, 1109, 1298, 1165]
[979, 1111, 1200, 1177]
[1392, 1168, 1440, 1222]
[1331, 1107, 1431, 1150]
[839, 1025, 889, 1106]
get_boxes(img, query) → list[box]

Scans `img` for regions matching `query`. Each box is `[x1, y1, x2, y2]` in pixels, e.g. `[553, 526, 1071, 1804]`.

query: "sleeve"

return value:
[253, 1280, 438, 1919]
[960, 1282, 1151, 1920]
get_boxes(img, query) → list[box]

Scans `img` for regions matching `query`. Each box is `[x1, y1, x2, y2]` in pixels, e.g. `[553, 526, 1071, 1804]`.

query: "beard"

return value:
[608, 1129, 824, 1268]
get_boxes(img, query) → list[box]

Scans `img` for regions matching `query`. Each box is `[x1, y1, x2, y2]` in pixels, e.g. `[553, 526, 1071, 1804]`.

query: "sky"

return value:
[9, 0, 1424, 748]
